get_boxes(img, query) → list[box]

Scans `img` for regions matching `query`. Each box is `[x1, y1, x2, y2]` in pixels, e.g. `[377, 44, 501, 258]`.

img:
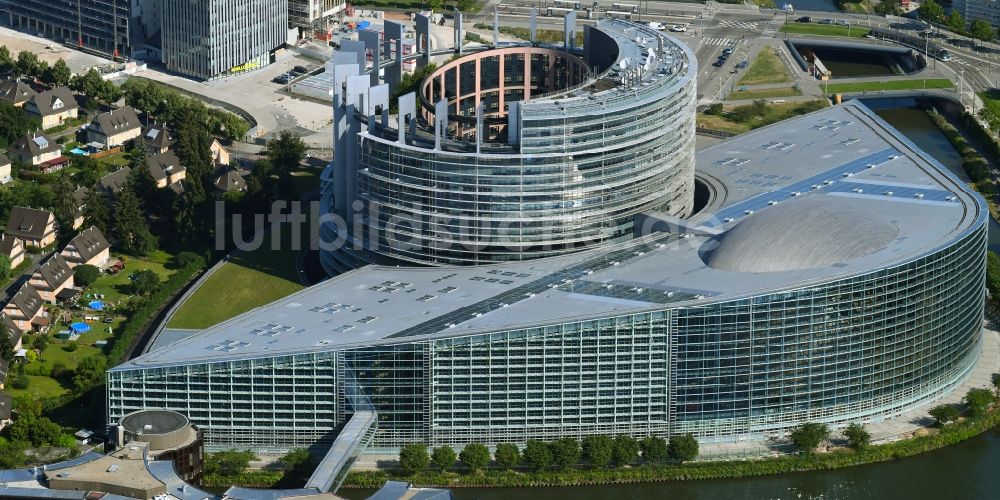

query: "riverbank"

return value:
[342, 399, 1000, 489]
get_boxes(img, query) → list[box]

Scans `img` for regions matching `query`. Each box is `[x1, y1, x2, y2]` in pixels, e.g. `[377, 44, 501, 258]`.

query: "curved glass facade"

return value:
[319, 21, 698, 271]
[108, 217, 986, 452]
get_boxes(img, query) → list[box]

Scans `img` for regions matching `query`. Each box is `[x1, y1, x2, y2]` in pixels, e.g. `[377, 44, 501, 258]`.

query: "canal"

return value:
[339, 105, 1000, 500]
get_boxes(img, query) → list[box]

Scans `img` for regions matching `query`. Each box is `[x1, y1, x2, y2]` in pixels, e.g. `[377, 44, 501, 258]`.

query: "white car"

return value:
[648, 22, 665, 31]
[671, 25, 688, 32]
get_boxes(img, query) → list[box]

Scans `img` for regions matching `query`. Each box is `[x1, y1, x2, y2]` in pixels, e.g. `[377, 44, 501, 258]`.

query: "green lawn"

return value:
[289, 164, 321, 198]
[781, 23, 870, 38]
[2, 251, 173, 401]
[737, 47, 792, 86]
[823, 78, 954, 94]
[728, 87, 803, 101]
[167, 219, 308, 330]
[87, 250, 177, 304]
[698, 99, 830, 135]
[3, 375, 68, 400]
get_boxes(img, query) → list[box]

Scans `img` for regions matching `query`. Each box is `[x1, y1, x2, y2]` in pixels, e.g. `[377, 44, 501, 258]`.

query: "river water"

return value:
[339, 106, 1000, 500]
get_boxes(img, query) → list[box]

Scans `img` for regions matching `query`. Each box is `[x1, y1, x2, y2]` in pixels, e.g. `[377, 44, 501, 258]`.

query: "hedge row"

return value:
[106, 258, 206, 362]
[343, 407, 1000, 488]
[202, 471, 284, 488]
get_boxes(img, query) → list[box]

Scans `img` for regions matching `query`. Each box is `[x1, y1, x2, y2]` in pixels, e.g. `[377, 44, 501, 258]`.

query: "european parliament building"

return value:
[107, 20, 987, 454]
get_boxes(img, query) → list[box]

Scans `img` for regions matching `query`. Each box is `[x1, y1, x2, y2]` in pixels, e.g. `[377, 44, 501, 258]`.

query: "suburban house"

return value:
[8, 132, 60, 166]
[61, 226, 110, 269]
[213, 165, 247, 193]
[140, 123, 173, 154]
[0, 233, 25, 269]
[87, 106, 142, 149]
[147, 152, 187, 191]
[0, 153, 11, 184]
[71, 187, 88, 229]
[0, 79, 36, 107]
[3, 284, 46, 333]
[0, 316, 21, 392]
[4, 206, 58, 248]
[24, 86, 79, 129]
[210, 138, 230, 165]
[29, 253, 74, 304]
[96, 167, 131, 199]
[0, 393, 12, 428]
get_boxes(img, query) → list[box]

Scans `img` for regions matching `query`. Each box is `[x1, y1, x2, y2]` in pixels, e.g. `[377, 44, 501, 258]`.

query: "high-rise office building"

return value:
[288, 0, 345, 30]
[1, 0, 131, 57]
[161, 0, 288, 80]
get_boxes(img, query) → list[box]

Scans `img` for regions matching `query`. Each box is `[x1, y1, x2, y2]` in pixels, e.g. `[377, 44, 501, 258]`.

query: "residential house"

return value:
[140, 123, 173, 154]
[147, 151, 187, 191]
[71, 187, 88, 230]
[0, 316, 21, 393]
[87, 106, 143, 149]
[61, 226, 111, 269]
[213, 165, 246, 194]
[210, 138, 230, 165]
[29, 253, 74, 304]
[0, 393, 12, 428]
[8, 132, 61, 166]
[4, 206, 57, 248]
[0, 153, 11, 184]
[24, 86, 79, 129]
[96, 167, 131, 200]
[2, 284, 45, 333]
[0, 233, 25, 269]
[0, 79, 36, 108]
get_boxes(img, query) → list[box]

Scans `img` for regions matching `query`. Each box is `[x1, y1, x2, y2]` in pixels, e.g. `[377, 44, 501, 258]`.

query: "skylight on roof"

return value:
[33, 136, 48, 149]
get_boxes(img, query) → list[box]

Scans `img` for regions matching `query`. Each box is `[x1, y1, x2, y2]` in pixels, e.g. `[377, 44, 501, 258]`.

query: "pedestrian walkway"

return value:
[718, 20, 759, 30]
[702, 37, 739, 46]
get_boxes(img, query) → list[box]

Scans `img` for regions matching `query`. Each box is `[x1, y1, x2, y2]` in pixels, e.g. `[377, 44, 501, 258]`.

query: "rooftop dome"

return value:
[705, 196, 899, 273]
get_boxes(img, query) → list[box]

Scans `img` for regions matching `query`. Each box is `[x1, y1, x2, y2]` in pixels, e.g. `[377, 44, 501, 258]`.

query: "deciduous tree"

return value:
[494, 443, 520, 469]
[639, 436, 668, 463]
[965, 388, 994, 417]
[667, 434, 699, 463]
[522, 440, 552, 471]
[399, 443, 429, 475]
[549, 437, 581, 470]
[844, 423, 871, 450]
[431, 446, 457, 471]
[582, 435, 614, 467]
[790, 423, 830, 454]
[459, 443, 490, 472]
[612, 434, 640, 466]
[930, 404, 961, 425]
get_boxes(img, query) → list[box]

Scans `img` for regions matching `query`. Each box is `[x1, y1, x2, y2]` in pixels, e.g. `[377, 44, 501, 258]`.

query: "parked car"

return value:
[722, 47, 734, 55]
[736, 60, 749, 69]
[713, 59, 726, 67]
[796, 16, 811, 23]
[818, 19, 834, 25]
[836, 19, 850, 26]
[719, 52, 730, 60]
[671, 24, 688, 32]
[293, 65, 308, 74]
[648, 22, 665, 30]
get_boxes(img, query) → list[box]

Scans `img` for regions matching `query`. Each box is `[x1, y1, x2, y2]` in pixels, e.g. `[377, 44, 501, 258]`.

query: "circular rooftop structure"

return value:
[121, 409, 189, 435]
[321, 19, 698, 272]
[705, 196, 900, 273]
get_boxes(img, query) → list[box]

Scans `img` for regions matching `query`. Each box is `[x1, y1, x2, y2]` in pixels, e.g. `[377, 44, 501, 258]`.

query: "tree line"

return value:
[398, 434, 699, 475]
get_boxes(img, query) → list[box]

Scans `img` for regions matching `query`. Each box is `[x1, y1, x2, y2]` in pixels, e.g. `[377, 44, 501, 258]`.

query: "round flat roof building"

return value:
[320, 20, 697, 273]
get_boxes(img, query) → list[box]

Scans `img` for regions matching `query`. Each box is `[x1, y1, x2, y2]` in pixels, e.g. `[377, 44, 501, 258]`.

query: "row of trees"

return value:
[399, 434, 699, 475]
[791, 381, 1000, 455]
[919, 0, 996, 43]
[120, 78, 250, 141]
[0, 46, 72, 87]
